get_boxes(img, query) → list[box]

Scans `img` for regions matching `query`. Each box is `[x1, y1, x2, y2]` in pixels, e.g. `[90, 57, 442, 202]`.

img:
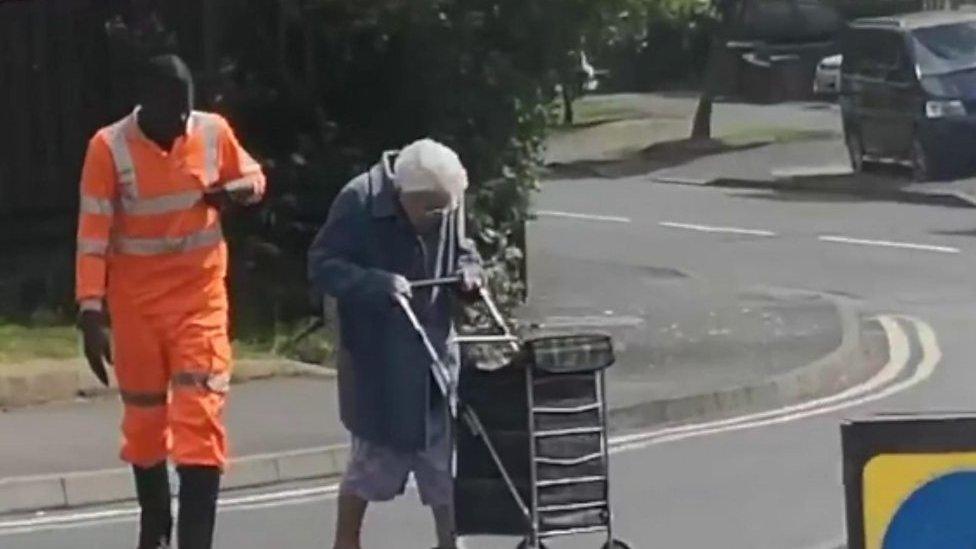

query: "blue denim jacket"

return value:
[308, 153, 481, 450]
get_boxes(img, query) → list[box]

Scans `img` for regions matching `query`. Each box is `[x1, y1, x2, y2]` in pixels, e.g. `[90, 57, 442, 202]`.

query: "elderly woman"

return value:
[308, 139, 483, 549]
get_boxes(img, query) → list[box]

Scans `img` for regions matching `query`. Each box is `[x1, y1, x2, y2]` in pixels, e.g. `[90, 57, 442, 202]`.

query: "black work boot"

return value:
[133, 463, 172, 549]
[176, 465, 221, 549]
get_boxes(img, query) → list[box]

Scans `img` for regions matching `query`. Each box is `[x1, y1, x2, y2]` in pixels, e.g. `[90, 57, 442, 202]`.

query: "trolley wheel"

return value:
[516, 540, 549, 549]
[602, 540, 632, 549]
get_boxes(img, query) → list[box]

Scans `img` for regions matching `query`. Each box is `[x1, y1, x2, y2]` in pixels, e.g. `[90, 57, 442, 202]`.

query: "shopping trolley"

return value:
[396, 276, 630, 549]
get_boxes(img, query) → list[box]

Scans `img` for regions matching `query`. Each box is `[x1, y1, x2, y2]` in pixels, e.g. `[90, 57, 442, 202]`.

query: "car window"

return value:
[843, 28, 905, 79]
[912, 21, 976, 76]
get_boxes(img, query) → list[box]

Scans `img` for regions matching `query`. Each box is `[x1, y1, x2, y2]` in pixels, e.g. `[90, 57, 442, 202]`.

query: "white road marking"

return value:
[613, 315, 940, 452]
[539, 315, 644, 328]
[799, 540, 846, 549]
[534, 210, 631, 223]
[611, 315, 910, 448]
[819, 235, 960, 255]
[771, 165, 852, 179]
[0, 316, 939, 535]
[0, 485, 341, 533]
[659, 221, 777, 237]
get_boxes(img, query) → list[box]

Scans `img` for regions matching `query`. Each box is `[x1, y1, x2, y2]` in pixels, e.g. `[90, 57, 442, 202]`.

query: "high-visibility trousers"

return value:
[109, 297, 232, 469]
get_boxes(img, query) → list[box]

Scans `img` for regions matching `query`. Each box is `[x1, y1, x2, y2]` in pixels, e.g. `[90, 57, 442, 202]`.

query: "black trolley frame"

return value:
[397, 277, 629, 549]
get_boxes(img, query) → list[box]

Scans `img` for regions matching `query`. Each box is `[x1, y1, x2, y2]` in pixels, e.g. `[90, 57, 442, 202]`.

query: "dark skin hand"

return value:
[202, 188, 234, 211]
[203, 186, 254, 211]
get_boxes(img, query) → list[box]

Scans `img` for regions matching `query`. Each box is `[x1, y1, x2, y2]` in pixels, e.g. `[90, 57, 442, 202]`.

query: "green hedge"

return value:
[198, 0, 653, 339]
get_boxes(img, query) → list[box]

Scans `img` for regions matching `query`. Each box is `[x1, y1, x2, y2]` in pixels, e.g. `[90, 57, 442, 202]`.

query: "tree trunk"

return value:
[691, 92, 713, 140]
[692, 0, 743, 140]
[562, 83, 575, 125]
[691, 31, 724, 140]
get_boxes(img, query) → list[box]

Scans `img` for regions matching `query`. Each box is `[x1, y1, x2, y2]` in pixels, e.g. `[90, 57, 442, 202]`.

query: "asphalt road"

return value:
[6, 176, 976, 548]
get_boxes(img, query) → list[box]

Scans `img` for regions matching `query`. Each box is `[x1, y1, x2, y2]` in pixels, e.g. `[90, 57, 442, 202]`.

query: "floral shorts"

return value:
[340, 426, 453, 507]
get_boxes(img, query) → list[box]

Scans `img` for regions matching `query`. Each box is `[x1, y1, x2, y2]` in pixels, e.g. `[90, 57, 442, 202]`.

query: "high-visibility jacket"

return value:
[76, 109, 266, 314]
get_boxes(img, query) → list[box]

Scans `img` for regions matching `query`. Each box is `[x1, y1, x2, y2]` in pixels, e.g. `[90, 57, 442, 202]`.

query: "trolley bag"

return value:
[396, 276, 630, 549]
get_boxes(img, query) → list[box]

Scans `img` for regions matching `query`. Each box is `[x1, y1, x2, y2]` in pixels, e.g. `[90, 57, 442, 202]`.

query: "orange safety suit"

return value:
[75, 108, 266, 469]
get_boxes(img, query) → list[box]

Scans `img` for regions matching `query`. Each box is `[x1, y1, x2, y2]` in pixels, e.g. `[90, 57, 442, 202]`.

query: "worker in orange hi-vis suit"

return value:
[75, 54, 266, 549]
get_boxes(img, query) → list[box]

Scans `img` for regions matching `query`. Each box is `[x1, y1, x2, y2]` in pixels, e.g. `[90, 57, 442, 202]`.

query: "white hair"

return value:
[393, 138, 468, 203]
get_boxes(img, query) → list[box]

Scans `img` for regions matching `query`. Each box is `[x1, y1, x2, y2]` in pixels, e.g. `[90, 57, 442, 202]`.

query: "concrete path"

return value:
[0, 377, 344, 479]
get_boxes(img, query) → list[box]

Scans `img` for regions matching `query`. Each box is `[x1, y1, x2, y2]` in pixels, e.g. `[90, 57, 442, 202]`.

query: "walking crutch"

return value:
[394, 278, 537, 541]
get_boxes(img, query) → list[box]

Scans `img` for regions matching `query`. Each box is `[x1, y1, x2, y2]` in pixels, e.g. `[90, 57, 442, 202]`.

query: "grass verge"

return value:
[0, 321, 334, 366]
[0, 323, 79, 364]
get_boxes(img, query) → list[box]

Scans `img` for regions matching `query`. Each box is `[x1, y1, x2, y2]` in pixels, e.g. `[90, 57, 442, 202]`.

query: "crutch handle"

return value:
[410, 276, 462, 290]
[407, 276, 519, 351]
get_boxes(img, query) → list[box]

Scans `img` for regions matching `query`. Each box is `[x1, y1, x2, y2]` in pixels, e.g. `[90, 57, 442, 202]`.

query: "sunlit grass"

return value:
[0, 322, 79, 363]
[0, 321, 332, 366]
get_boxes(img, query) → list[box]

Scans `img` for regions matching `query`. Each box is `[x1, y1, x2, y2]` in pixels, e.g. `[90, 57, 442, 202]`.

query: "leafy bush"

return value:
[601, 0, 715, 92]
[204, 0, 654, 335]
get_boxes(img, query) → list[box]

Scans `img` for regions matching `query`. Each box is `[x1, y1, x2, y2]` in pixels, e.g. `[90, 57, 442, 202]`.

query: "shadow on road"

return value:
[931, 228, 976, 237]
[546, 138, 770, 180]
[719, 171, 976, 209]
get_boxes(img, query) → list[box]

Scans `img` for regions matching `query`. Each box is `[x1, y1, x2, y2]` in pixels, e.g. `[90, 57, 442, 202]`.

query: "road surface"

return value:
[5, 177, 974, 548]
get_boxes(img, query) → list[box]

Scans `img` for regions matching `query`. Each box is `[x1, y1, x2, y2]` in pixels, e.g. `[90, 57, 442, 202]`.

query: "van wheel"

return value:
[846, 130, 866, 173]
[911, 135, 933, 182]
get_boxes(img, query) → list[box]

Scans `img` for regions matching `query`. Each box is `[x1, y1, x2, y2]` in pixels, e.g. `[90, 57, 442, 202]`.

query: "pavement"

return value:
[0, 357, 330, 409]
[0, 377, 344, 479]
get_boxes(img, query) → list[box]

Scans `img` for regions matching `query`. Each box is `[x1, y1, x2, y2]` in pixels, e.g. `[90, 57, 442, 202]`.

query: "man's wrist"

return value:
[77, 300, 107, 329]
[78, 299, 103, 313]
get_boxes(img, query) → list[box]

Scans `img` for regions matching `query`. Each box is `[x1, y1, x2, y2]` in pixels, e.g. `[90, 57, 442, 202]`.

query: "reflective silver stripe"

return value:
[223, 176, 257, 194]
[80, 196, 115, 216]
[120, 190, 203, 216]
[447, 209, 456, 278]
[430, 214, 449, 305]
[225, 174, 263, 205]
[77, 238, 109, 256]
[194, 112, 220, 183]
[78, 298, 104, 312]
[113, 224, 223, 256]
[106, 116, 138, 200]
[535, 453, 604, 466]
[172, 371, 230, 394]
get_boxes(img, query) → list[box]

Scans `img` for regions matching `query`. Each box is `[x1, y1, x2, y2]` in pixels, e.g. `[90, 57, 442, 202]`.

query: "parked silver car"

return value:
[814, 54, 842, 96]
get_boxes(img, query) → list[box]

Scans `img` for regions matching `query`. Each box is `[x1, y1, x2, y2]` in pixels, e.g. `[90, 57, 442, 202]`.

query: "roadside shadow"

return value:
[931, 228, 976, 237]
[546, 138, 769, 180]
[725, 190, 874, 204]
[562, 114, 656, 130]
[724, 172, 973, 209]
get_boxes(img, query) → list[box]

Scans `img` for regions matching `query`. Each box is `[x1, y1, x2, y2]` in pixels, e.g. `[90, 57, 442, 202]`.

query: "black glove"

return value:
[202, 188, 234, 211]
[204, 185, 255, 210]
[78, 310, 112, 386]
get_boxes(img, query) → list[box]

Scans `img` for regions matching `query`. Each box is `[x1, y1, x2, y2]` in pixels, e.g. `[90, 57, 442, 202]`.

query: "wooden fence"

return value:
[0, 0, 216, 239]
[0, 0, 125, 228]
